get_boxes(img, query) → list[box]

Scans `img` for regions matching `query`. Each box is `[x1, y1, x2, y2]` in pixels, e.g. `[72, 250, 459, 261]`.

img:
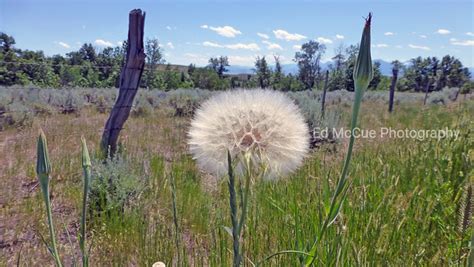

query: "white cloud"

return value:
[117, 41, 123, 46]
[167, 42, 175, 49]
[183, 53, 208, 65]
[257, 33, 269, 39]
[293, 44, 301, 50]
[436, 29, 451, 35]
[95, 39, 113, 47]
[58, 41, 70, 48]
[228, 55, 256, 65]
[335, 34, 344, 40]
[202, 41, 260, 51]
[203, 41, 222, 48]
[419, 35, 427, 38]
[450, 38, 458, 42]
[262, 40, 283, 50]
[451, 39, 474, 46]
[466, 32, 474, 37]
[373, 43, 389, 48]
[408, 44, 430, 50]
[225, 43, 260, 51]
[384, 32, 395, 36]
[273, 29, 306, 41]
[316, 37, 333, 44]
[202, 25, 242, 38]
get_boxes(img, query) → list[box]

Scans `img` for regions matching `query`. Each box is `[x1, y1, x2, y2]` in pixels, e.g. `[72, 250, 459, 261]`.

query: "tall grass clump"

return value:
[188, 89, 309, 266]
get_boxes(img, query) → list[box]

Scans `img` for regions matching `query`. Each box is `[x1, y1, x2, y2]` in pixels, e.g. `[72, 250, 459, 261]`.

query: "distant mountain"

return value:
[374, 59, 393, 76]
[227, 59, 395, 76]
[227, 65, 255, 75]
[227, 60, 474, 79]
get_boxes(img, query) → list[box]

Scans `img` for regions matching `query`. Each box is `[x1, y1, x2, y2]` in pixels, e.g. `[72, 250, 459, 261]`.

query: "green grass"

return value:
[1, 94, 472, 266]
[89, 101, 472, 266]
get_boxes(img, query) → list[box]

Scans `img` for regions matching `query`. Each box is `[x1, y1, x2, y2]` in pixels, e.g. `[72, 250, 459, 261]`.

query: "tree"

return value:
[143, 38, 165, 88]
[191, 67, 229, 90]
[208, 56, 229, 78]
[146, 38, 164, 67]
[344, 44, 358, 91]
[254, 56, 271, 88]
[333, 44, 345, 71]
[442, 56, 470, 88]
[294, 40, 326, 90]
[328, 45, 346, 91]
[79, 43, 97, 62]
[188, 63, 196, 76]
[368, 61, 382, 90]
[272, 55, 283, 90]
[0, 32, 16, 53]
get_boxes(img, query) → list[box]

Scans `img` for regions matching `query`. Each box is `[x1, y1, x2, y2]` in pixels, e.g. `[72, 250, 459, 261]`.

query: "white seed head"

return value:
[188, 89, 309, 179]
[152, 262, 166, 267]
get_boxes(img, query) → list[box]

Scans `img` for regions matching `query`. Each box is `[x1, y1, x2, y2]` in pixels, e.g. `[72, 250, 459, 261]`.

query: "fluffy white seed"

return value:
[188, 89, 309, 179]
[152, 262, 166, 267]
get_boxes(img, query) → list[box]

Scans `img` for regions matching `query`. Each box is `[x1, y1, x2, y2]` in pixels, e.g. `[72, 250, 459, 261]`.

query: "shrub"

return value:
[31, 102, 55, 116]
[166, 89, 211, 117]
[89, 156, 147, 213]
[95, 95, 109, 114]
[132, 97, 154, 117]
[0, 101, 33, 130]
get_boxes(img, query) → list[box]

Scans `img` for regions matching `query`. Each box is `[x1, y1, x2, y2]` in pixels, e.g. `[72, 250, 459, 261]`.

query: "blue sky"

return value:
[1, 0, 473, 67]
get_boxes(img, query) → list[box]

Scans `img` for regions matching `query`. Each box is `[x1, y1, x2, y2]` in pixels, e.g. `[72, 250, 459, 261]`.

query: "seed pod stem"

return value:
[80, 137, 91, 267]
[305, 13, 373, 266]
[36, 130, 63, 267]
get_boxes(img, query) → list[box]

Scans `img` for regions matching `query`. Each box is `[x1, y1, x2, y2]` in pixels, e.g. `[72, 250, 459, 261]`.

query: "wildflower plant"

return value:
[36, 130, 92, 267]
[188, 89, 309, 266]
[255, 13, 374, 266]
[188, 89, 309, 179]
[305, 13, 374, 266]
[36, 130, 62, 267]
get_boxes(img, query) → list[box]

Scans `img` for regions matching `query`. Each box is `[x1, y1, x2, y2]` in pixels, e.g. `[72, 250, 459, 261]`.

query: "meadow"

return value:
[0, 86, 473, 266]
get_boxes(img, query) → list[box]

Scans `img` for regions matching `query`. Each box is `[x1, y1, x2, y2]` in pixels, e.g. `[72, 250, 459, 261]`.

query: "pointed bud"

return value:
[353, 13, 374, 91]
[36, 129, 51, 180]
[81, 137, 92, 168]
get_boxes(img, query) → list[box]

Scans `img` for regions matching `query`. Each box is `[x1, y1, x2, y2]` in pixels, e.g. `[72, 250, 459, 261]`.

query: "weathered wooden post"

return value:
[423, 76, 431, 106]
[321, 70, 329, 118]
[101, 9, 146, 157]
[388, 65, 398, 112]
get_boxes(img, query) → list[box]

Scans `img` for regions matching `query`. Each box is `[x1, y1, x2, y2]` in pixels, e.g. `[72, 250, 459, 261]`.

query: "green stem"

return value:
[80, 167, 90, 267]
[170, 173, 181, 265]
[227, 152, 241, 267]
[238, 162, 251, 238]
[305, 85, 364, 266]
[40, 177, 63, 267]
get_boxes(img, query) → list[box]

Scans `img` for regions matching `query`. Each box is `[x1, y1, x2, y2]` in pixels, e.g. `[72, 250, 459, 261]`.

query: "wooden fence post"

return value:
[388, 66, 398, 112]
[321, 70, 329, 118]
[101, 9, 146, 157]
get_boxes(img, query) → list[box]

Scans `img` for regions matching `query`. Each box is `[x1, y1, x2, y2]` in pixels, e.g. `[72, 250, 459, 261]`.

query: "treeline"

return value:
[0, 32, 471, 92]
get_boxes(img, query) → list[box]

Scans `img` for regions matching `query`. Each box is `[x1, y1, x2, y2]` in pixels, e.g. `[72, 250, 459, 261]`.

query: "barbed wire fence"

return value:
[0, 60, 189, 71]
